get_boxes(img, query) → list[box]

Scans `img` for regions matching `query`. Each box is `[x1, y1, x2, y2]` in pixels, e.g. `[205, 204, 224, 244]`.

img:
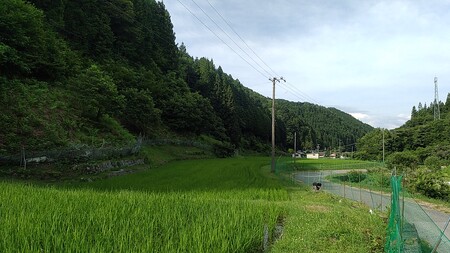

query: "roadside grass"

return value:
[327, 170, 392, 193]
[327, 169, 450, 213]
[0, 152, 386, 252]
[271, 187, 385, 253]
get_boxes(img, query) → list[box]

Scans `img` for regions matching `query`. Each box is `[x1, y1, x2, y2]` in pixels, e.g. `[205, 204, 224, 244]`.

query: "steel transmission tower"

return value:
[434, 77, 441, 120]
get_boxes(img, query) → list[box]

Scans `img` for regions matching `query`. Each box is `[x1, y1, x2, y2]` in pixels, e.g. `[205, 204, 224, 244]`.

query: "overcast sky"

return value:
[163, 0, 450, 129]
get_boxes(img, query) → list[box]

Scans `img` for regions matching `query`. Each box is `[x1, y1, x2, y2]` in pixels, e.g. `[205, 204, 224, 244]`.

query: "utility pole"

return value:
[339, 140, 341, 159]
[434, 77, 441, 120]
[270, 77, 285, 173]
[294, 132, 297, 164]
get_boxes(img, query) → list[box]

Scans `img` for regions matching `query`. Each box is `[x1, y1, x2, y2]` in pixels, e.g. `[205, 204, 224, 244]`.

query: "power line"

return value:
[204, 0, 280, 77]
[277, 82, 320, 105]
[176, 0, 270, 79]
[190, 0, 273, 78]
[176, 1, 324, 106]
[284, 81, 321, 105]
[104, 0, 326, 110]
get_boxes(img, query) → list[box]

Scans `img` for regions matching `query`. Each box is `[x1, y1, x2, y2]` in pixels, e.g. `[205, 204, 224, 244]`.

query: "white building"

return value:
[306, 153, 319, 159]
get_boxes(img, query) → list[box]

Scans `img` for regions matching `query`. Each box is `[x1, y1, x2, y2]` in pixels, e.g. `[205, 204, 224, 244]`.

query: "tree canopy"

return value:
[0, 0, 372, 156]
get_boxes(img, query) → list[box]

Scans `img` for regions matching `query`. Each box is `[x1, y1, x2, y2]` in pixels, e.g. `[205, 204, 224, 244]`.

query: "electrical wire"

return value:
[200, 1, 321, 105]
[206, 0, 279, 76]
[107, 0, 323, 106]
[205, 0, 280, 78]
[177, 0, 270, 80]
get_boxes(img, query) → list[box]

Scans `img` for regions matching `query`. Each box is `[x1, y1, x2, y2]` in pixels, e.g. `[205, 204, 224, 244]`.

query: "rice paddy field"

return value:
[0, 155, 386, 252]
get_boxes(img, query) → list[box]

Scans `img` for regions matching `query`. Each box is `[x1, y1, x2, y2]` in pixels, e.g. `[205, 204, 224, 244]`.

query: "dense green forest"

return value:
[356, 95, 450, 200]
[356, 95, 450, 163]
[276, 100, 372, 152]
[0, 0, 372, 157]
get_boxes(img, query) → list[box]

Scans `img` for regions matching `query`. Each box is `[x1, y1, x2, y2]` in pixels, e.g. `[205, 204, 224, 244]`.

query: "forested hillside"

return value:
[355, 96, 450, 200]
[356, 94, 450, 163]
[277, 100, 373, 152]
[0, 0, 372, 156]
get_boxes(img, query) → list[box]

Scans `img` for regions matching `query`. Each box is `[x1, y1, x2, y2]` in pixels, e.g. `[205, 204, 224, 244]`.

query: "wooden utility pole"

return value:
[293, 131, 297, 164]
[270, 77, 285, 173]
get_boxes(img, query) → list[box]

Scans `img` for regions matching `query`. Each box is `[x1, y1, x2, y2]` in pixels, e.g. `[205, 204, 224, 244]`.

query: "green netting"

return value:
[286, 160, 450, 253]
[402, 190, 450, 253]
[385, 176, 403, 253]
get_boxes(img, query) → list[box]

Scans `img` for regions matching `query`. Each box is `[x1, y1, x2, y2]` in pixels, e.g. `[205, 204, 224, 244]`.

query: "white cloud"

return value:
[165, 0, 450, 129]
[350, 113, 370, 120]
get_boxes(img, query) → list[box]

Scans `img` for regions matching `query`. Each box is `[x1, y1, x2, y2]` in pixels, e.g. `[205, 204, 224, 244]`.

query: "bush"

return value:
[347, 171, 366, 183]
[412, 168, 450, 200]
[386, 151, 419, 172]
[424, 155, 442, 171]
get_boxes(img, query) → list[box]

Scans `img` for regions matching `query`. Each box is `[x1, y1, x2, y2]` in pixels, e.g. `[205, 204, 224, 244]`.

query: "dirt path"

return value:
[295, 170, 450, 251]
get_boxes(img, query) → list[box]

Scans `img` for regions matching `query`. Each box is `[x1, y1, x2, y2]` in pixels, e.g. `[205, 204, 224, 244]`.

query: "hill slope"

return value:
[356, 96, 450, 162]
[0, 0, 371, 156]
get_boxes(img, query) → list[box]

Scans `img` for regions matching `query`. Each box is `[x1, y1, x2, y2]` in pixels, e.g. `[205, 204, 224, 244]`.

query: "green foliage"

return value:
[70, 64, 124, 120]
[424, 155, 442, 171]
[99, 114, 134, 142]
[0, 0, 75, 80]
[198, 135, 234, 158]
[358, 94, 450, 164]
[120, 88, 161, 134]
[411, 167, 450, 200]
[1, 0, 373, 158]
[339, 170, 367, 183]
[355, 129, 382, 161]
[386, 151, 419, 172]
[0, 78, 70, 153]
[329, 168, 391, 190]
[277, 100, 373, 152]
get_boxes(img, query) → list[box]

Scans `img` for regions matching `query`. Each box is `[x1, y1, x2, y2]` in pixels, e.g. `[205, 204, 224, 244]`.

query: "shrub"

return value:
[386, 151, 419, 172]
[424, 155, 442, 171]
[412, 168, 450, 200]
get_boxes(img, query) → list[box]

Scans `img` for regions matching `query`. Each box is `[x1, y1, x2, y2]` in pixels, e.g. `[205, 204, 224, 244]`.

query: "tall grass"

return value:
[0, 156, 387, 252]
[73, 157, 284, 192]
[0, 182, 285, 252]
[1, 157, 287, 252]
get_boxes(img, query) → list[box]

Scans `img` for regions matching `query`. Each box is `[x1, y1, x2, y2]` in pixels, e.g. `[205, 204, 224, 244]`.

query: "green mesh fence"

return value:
[385, 176, 403, 253]
[280, 159, 450, 253]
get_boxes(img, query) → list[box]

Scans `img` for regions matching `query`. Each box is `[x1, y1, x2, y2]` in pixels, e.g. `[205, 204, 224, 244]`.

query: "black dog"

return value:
[312, 182, 322, 191]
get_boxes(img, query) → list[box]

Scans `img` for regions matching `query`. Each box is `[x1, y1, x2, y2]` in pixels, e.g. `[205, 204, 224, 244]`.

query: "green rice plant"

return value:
[0, 182, 283, 252]
[70, 157, 285, 193]
[0, 156, 386, 252]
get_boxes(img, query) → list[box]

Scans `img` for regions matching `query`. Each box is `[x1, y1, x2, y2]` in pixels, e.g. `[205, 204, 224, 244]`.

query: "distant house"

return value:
[292, 151, 305, 159]
[306, 153, 319, 159]
[330, 153, 336, 159]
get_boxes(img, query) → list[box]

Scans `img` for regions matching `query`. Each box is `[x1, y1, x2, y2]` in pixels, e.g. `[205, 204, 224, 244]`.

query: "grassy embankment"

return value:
[0, 147, 385, 252]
